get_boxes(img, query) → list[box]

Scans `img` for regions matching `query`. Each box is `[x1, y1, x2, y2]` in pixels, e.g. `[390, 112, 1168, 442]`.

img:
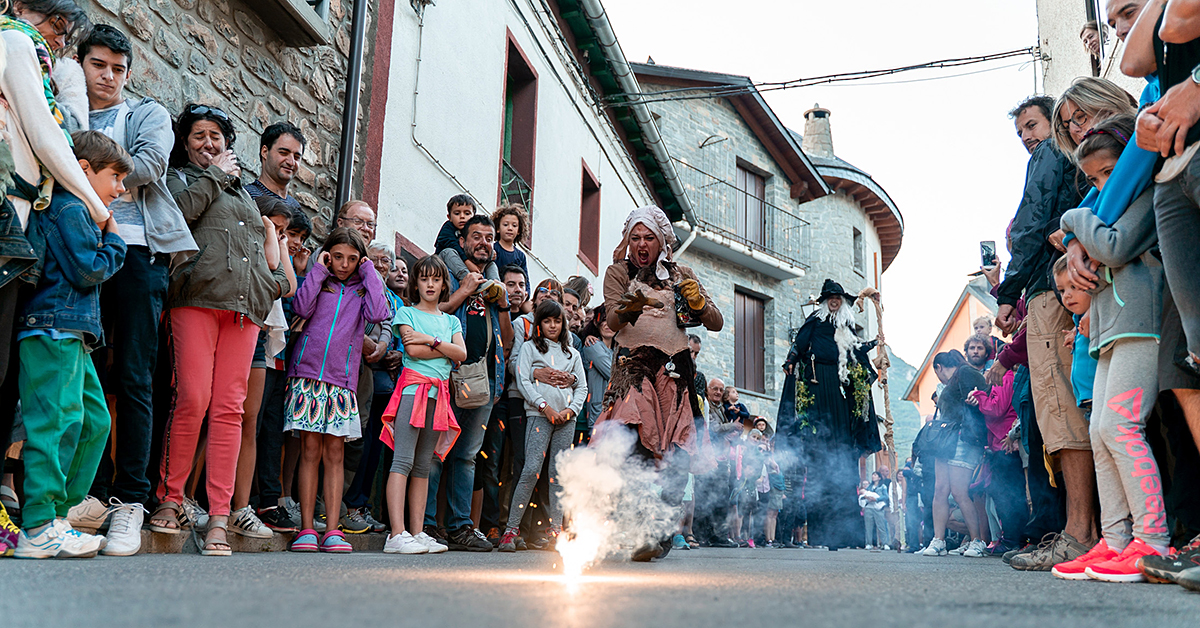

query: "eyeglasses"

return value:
[48, 14, 71, 38]
[535, 287, 561, 297]
[1060, 108, 1090, 130]
[187, 104, 230, 121]
[340, 216, 377, 230]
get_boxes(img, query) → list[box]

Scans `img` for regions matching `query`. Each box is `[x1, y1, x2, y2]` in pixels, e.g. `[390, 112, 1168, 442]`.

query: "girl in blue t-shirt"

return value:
[381, 255, 466, 555]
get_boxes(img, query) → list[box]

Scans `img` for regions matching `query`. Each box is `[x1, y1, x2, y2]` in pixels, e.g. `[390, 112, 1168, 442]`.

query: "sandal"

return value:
[319, 529, 353, 553]
[148, 501, 182, 535]
[684, 534, 699, 549]
[290, 529, 319, 552]
[202, 521, 232, 556]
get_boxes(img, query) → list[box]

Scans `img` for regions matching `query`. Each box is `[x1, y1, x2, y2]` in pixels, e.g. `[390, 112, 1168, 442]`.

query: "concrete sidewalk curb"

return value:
[135, 529, 388, 554]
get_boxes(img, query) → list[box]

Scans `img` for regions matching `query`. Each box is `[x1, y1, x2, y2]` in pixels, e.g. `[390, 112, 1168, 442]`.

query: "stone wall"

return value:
[80, 0, 377, 234]
[644, 80, 882, 419]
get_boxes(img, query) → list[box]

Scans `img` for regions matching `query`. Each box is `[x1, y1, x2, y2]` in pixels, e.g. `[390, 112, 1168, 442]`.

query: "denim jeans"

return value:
[474, 402, 507, 531]
[425, 396, 494, 530]
[255, 367, 288, 506]
[1154, 160, 1200, 360]
[988, 450, 1028, 545]
[91, 246, 169, 505]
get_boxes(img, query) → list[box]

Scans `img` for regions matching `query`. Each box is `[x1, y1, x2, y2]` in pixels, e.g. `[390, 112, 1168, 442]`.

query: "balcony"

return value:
[673, 158, 809, 280]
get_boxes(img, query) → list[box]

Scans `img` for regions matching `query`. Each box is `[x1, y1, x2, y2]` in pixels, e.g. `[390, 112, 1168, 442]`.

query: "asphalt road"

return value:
[2, 547, 1198, 628]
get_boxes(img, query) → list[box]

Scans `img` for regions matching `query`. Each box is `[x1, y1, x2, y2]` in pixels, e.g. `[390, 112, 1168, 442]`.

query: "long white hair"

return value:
[816, 300, 860, 384]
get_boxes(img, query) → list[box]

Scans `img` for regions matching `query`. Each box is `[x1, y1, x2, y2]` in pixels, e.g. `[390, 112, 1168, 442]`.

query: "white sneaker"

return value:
[962, 539, 986, 558]
[101, 499, 145, 556]
[66, 496, 110, 533]
[229, 506, 274, 539]
[182, 497, 209, 529]
[949, 541, 968, 555]
[384, 531, 428, 554]
[15, 519, 99, 559]
[66, 523, 108, 556]
[414, 531, 448, 554]
[920, 538, 947, 556]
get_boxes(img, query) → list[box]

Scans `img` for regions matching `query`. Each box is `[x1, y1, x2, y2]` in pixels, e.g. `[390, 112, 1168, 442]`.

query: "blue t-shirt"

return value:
[1071, 313, 1097, 408]
[393, 305, 462, 398]
[493, 242, 528, 277]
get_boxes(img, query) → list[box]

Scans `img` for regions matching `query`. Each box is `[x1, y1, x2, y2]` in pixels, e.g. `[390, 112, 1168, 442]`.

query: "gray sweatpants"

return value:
[505, 414, 576, 531]
[1090, 338, 1169, 550]
[389, 395, 438, 479]
[1154, 161, 1200, 362]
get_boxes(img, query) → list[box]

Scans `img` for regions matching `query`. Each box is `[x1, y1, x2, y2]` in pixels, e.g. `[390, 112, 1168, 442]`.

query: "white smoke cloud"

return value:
[554, 424, 679, 575]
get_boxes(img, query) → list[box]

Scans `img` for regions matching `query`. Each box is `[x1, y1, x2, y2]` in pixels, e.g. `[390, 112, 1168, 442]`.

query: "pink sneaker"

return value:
[1052, 539, 1117, 580]
[1086, 539, 1162, 583]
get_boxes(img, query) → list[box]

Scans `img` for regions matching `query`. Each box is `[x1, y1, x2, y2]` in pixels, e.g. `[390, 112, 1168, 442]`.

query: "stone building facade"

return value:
[77, 0, 380, 233]
[634, 63, 904, 419]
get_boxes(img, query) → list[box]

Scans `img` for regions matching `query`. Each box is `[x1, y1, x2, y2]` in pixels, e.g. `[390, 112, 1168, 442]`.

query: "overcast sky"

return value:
[601, 0, 1041, 363]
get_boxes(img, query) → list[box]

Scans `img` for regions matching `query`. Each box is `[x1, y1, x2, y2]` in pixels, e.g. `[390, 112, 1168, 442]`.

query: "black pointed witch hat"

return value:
[817, 278, 856, 305]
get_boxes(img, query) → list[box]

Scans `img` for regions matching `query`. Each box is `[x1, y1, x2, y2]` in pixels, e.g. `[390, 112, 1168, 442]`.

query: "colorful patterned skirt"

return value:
[284, 377, 362, 440]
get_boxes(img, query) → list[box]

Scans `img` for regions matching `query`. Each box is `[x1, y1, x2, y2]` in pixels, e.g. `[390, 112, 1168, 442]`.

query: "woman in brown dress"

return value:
[594, 206, 723, 560]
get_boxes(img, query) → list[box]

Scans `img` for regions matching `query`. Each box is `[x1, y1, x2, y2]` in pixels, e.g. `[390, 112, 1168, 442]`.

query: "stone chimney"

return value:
[802, 104, 834, 158]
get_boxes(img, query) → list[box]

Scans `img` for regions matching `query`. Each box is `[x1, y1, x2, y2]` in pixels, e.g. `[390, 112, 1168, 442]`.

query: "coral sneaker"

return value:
[1052, 539, 1117, 580]
[1086, 539, 1163, 583]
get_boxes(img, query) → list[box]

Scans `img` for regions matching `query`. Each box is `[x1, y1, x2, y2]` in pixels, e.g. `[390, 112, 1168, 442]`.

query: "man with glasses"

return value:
[337, 200, 377, 243]
[247, 123, 305, 213]
[995, 95, 1091, 572]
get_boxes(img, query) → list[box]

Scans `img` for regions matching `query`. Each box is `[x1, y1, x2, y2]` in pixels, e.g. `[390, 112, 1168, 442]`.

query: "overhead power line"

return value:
[604, 47, 1038, 107]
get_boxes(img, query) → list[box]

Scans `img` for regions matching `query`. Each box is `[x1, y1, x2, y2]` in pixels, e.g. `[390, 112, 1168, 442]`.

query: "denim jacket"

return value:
[0, 196, 36, 289]
[18, 186, 126, 347]
[447, 270, 506, 401]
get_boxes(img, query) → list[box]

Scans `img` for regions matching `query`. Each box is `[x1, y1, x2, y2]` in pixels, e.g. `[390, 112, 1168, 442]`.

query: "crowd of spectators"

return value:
[899, 0, 1200, 593]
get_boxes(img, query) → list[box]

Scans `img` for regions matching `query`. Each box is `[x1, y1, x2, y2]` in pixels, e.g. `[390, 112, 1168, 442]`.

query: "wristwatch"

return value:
[431, 337, 441, 349]
[1192, 62, 1200, 86]
[538, 401, 548, 411]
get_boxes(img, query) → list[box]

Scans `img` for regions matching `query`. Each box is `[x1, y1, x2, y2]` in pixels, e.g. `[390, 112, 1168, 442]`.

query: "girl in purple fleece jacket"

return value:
[284, 228, 391, 553]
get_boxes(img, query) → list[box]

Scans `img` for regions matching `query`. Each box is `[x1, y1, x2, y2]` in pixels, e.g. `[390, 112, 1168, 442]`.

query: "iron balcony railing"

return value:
[500, 159, 533, 234]
[673, 158, 810, 269]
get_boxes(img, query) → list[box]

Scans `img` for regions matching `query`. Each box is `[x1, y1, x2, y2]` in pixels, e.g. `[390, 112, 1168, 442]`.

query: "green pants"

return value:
[18, 335, 110, 529]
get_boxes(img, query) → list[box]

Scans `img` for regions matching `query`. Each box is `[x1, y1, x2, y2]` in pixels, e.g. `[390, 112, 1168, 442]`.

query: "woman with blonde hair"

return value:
[1052, 77, 1137, 157]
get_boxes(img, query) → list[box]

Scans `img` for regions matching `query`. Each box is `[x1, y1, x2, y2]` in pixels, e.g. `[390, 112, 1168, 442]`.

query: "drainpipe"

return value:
[577, 0, 697, 228]
[334, 0, 369, 211]
[675, 223, 699, 256]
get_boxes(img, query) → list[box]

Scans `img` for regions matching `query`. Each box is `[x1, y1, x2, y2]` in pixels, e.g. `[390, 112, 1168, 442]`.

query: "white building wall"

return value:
[1036, 0, 1147, 98]
[374, 1, 655, 286]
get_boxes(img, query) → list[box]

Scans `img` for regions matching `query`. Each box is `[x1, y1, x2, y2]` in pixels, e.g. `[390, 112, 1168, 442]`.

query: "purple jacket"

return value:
[288, 260, 391, 391]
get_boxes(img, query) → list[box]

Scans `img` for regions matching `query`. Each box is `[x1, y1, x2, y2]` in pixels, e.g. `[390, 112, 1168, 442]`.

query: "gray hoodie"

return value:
[1060, 188, 1162, 358]
[118, 98, 197, 258]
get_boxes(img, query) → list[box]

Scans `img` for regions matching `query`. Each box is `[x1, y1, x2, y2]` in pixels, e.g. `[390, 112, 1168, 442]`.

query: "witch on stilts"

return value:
[776, 279, 883, 549]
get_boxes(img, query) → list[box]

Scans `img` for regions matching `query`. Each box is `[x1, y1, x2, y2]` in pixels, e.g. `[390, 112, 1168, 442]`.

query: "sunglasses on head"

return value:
[187, 104, 230, 121]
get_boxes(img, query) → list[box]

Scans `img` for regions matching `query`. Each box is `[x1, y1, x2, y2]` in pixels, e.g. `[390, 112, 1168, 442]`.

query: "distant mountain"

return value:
[880, 347, 921, 462]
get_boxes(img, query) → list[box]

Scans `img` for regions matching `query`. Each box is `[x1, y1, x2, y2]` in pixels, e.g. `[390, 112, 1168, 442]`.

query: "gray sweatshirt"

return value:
[580, 339, 612, 428]
[1060, 188, 1162, 357]
[515, 340, 587, 419]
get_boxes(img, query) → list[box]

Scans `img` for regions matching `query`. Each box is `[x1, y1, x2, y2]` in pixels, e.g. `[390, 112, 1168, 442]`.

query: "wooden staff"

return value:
[856, 287, 896, 492]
